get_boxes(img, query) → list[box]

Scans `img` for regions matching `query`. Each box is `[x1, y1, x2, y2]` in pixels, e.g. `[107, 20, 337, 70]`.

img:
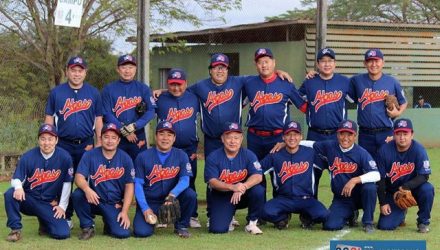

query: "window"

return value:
[159, 68, 171, 89]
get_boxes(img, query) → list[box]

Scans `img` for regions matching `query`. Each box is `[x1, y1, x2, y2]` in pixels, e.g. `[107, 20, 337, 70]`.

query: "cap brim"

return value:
[156, 128, 175, 134]
[167, 79, 186, 85]
[68, 63, 86, 69]
[284, 128, 301, 135]
[118, 61, 137, 66]
[394, 128, 413, 133]
[255, 54, 273, 61]
[102, 128, 120, 136]
[337, 128, 356, 134]
[39, 131, 57, 137]
[210, 62, 229, 68]
[365, 56, 383, 61]
[223, 129, 242, 134]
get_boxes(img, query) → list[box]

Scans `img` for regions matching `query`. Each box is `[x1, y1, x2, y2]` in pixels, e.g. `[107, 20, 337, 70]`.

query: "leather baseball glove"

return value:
[120, 123, 136, 137]
[385, 95, 400, 111]
[135, 101, 147, 116]
[393, 187, 417, 210]
[158, 195, 181, 224]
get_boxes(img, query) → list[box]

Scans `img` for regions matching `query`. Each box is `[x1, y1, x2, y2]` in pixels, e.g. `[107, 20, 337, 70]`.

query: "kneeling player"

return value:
[4, 124, 73, 241]
[133, 121, 196, 238]
[260, 121, 329, 229]
[72, 123, 134, 240]
[204, 122, 265, 234]
[377, 118, 434, 233]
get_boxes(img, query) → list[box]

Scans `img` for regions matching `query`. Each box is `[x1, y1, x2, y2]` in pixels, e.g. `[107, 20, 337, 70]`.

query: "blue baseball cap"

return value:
[156, 121, 175, 134]
[317, 48, 336, 61]
[67, 56, 87, 69]
[394, 118, 413, 133]
[118, 54, 137, 66]
[364, 49, 384, 61]
[167, 68, 186, 85]
[283, 121, 302, 135]
[337, 120, 358, 134]
[101, 123, 120, 136]
[223, 122, 242, 134]
[254, 48, 273, 61]
[39, 124, 57, 137]
[210, 53, 229, 68]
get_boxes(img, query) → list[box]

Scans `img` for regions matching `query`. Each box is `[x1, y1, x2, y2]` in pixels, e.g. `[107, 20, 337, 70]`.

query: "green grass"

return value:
[0, 148, 439, 249]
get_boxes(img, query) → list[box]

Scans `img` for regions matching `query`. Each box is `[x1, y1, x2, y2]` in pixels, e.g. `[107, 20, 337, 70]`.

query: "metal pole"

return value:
[137, 0, 151, 147]
[316, 0, 328, 65]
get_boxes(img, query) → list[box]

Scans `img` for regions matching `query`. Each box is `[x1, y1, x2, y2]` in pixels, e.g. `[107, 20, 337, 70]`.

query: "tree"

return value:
[0, 0, 241, 89]
[266, 0, 440, 24]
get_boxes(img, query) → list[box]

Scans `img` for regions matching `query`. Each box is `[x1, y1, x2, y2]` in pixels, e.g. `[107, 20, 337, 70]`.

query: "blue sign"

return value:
[330, 240, 426, 250]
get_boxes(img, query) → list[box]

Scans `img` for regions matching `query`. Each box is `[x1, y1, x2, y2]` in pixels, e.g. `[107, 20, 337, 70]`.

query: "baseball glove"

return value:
[393, 187, 417, 210]
[385, 95, 400, 111]
[120, 123, 136, 137]
[158, 195, 181, 224]
[135, 101, 147, 116]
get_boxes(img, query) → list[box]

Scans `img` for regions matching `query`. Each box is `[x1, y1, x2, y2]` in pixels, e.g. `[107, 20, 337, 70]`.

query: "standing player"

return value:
[376, 118, 434, 233]
[155, 68, 201, 227]
[45, 56, 103, 227]
[348, 49, 407, 160]
[133, 121, 196, 238]
[72, 123, 134, 240]
[101, 54, 156, 161]
[305, 120, 380, 233]
[244, 48, 307, 160]
[4, 124, 73, 241]
[204, 122, 265, 234]
[260, 121, 329, 229]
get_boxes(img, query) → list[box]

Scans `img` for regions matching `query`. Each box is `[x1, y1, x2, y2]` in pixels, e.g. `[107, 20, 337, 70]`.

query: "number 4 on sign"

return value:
[54, 0, 84, 28]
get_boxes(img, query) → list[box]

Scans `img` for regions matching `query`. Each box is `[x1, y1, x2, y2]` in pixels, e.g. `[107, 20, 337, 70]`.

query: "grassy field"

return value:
[0, 148, 438, 250]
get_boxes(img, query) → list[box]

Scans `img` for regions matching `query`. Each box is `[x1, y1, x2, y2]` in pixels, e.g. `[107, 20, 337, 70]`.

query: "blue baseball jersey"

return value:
[101, 79, 156, 134]
[299, 73, 350, 129]
[260, 146, 318, 197]
[313, 141, 378, 198]
[45, 82, 102, 140]
[12, 147, 73, 201]
[76, 147, 135, 204]
[204, 147, 262, 184]
[244, 75, 306, 130]
[348, 73, 406, 128]
[135, 147, 192, 201]
[156, 91, 199, 148]
[377, 140, 431, 193]
[188, 76, 245, 138]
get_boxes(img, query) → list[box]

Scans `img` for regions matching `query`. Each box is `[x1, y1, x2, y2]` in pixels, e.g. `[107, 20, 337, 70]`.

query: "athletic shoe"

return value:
[190, 217, 202, 228]
[418, 223, 429, 233]
[363, 224, 374, 233]
[206, 218, 210, 228]
[299, 213, 313, 229]
[231, 216, 240, 227]
[348, 210, 359, 227]
[79, 227, 95, 240]
[245, 220, 263, 235]
[6, 230, 21, 242]
[174, 228, 191, 238]
[229, 221, 235, 232]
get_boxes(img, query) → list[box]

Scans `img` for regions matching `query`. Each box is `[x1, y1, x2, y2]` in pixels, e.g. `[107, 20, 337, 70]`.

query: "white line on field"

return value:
[315, 229, 351, 250]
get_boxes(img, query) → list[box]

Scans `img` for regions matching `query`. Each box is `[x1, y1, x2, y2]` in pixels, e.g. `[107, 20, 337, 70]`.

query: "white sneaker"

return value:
[67, 220, 73, 230]
[156, 223, 168, 228]
[206, 218, 210, 228]
[229, 221, 235, 232]
[245, 220, 263, 235]
[190, 217, 202, 228]
[231, 216, 240, 227]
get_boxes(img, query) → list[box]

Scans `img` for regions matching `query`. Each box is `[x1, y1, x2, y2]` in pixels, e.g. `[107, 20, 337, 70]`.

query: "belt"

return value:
[359, 127, 392, 133]
[309, 127, 337, 135]
[248, 127, 283, 137]
[61, 137, 92, 145]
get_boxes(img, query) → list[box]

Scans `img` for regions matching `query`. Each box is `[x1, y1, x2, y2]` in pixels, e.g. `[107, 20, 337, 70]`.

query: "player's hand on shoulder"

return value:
[84, 144, 93, 151]
[52, 206, 66, 219]
[13, 188, 25, 201]
[385, 136, 393, 143]
[270, 142, 286, 154]
[276, 69, 293, 83]
[153, 89, 166, 100]
[305, 70, 318, 80]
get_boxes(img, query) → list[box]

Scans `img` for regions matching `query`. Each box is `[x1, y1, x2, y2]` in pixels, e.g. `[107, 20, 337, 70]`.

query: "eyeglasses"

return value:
[211, 66, 228, 71]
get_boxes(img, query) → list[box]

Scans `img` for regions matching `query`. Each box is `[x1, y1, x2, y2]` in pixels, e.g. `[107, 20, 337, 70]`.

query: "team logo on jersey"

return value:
[90, 164, 125, 186]
[204, 89, 234, 113]
[250, 91, 283, 112]
[329, 157, 357, 177]
[358, 89, 389, 110]
[311, 90, 343, 112]
[147, 164, 180, 185]
[130, 168, 135, 179]
[27, 169, 61, 189]
[68, 167, 74, 177]
[186, 163, 192, 175]
[423, 160, 430, 171]
[278, 161, 309, 184]
[219, 169, 248, 184]
[386, 162, 415, 183]
[59, 98, 92, 120]
[253, 161, 261, 171]
[166, 107, 194, 124]
[112, 96, 142, 117]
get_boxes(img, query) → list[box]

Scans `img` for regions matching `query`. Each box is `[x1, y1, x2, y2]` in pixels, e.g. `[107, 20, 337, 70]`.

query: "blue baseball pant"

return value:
[358, 129, 393, 161]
